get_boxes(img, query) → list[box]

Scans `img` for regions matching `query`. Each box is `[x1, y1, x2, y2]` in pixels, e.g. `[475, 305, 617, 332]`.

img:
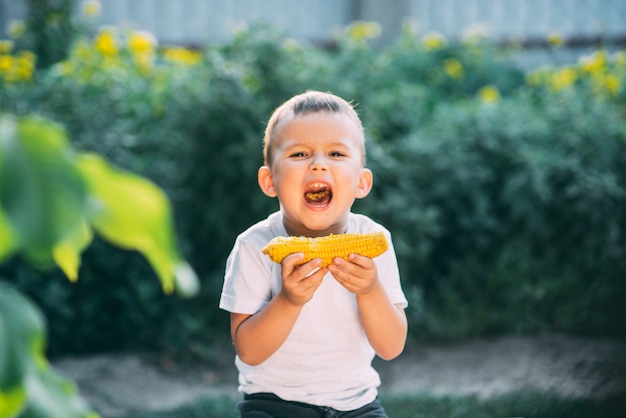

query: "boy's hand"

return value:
[278, 253, 326, 307]
[328, 254, 379, 295]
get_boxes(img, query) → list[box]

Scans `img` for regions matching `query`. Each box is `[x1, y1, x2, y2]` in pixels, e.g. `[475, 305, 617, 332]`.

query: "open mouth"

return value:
[304, 182, 332, 207]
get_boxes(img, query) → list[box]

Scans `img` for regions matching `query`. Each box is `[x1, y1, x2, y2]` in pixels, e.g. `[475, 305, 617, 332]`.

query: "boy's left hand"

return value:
[327, 254, 379, 295]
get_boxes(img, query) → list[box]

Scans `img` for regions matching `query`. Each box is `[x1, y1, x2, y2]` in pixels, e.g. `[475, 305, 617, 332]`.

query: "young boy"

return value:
[220, 91, 408, 417]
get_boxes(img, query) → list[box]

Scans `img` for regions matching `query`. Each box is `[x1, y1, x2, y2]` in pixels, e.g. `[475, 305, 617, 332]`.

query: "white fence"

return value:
[1, 0, 625, 63]
[408, 0, 626, 41]
[88, 0, 354, 45]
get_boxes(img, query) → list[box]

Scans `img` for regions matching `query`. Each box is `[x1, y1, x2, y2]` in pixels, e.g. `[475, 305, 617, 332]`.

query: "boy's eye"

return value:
[330, 151, 345, 157]
[290, 152, 307, 158]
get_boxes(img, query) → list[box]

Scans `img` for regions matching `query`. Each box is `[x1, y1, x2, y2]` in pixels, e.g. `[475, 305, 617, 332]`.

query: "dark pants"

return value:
[238, 393, 388, 418]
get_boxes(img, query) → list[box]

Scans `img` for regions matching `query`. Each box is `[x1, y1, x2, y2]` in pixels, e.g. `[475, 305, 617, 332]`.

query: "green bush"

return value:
[1, 20, 625, 357]
[362, 86, 626, 338]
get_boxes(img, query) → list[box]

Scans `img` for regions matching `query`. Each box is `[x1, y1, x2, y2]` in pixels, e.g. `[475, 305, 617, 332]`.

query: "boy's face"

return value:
[258, 112, 372, 237]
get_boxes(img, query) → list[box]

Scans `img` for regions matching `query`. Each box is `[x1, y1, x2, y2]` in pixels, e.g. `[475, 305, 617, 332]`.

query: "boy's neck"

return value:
[283, 222, 348, 238]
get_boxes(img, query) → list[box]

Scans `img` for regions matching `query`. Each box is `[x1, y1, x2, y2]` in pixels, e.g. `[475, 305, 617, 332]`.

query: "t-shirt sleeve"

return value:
[377, 230, 408, 309]
[219, 236, 274, 315]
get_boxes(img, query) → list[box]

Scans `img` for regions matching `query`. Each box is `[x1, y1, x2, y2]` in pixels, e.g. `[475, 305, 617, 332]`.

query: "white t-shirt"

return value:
[219, 211, 407, 411]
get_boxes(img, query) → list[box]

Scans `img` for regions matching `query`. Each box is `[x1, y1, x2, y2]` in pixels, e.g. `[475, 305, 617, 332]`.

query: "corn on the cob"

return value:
[262, 232, 388, 266]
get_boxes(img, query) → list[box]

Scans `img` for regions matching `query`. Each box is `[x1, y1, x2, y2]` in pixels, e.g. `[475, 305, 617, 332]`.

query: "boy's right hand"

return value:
[278, 253, 326, 307]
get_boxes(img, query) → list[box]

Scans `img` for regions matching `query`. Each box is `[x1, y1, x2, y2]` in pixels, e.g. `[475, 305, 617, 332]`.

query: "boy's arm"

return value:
[356, 288, 407, 360]
[230, 254, 326, 366]
[329, 254, 408, 360]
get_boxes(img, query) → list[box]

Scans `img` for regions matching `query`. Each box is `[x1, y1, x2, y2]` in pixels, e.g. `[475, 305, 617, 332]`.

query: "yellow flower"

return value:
[547, 32, 564, 47]
[346, 21, 382, 41]
[550, 67, 577, 90]
[478, 85, 500, 103]
[95, 30, 118, 56]
[133, 52, 154, 75]
[0, 51, 35, 82]
[0, 40, 14, 54]
[0, 55, 12, 73]
[128, 31, 157, 54]
[163, 47, 202, 66]
[422, 31, 446, 50]
[82, 0, 101, 17]
[443, 58, 464, 79]
[14, 51, 35, 80]
[580, 50, 607, 75]
[601, 74, 622, 96]
[17, 50, 35, 64]
[7, 20, 26, 39]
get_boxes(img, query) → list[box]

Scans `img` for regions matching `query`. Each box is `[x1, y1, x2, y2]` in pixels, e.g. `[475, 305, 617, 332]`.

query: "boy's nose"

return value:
[309, 155, 328, 171]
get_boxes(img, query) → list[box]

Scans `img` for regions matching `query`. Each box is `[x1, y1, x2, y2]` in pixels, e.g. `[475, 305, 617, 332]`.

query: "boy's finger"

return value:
[282, 252, 305, 268]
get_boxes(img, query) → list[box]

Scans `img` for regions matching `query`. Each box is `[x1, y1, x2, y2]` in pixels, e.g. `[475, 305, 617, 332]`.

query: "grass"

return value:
[124, 391, 626, 418]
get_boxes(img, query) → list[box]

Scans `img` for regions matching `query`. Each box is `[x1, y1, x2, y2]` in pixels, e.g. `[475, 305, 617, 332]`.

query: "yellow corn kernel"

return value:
[262, 232, 388, 266]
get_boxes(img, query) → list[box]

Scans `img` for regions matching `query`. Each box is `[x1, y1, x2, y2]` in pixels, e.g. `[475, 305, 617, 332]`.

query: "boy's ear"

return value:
[356, 168, 373, 199]
[258, 166, 277, 197]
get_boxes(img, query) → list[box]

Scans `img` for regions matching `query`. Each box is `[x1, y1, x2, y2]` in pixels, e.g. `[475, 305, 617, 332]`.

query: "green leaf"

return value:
[0, 285, 44, 391]
[0, 386, 26, 418]
[77, 154, 185, 293]
[52, 219, 93, 282]
[0, 118, 17, 264]
[21, 365, 99, 418]
[0, 284, 45, 418]
[174, 261, 200, 299]
[0, 208, 16, 263]
[0, 285, 99, 418]
[0, 115, 87, 266]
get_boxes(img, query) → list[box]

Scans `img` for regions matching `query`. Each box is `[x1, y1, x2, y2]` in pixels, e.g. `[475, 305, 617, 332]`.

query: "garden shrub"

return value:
[361, 86, 626, 338]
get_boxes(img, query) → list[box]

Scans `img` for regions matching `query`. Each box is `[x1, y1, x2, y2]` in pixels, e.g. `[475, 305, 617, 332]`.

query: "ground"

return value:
[53, 333, 626, 418]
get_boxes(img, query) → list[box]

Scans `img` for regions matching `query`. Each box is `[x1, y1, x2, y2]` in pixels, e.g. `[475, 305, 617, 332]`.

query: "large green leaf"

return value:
[0, 114, 198, 294]
[0, 285, 99, 418]
[0, 386, 25, 418]
[21, 365, 99, 418]
[0, 284, 44, 418]
[0, 303, 27, 418]
[0, 120, 17, 263]
[0, 208, 16, 263]
[77, 153, 194, 294]
[0, 115, 87, 266]
[52, 218, 93, 282]
[1, 111, 200, 417]
[0, 285, 44, 393]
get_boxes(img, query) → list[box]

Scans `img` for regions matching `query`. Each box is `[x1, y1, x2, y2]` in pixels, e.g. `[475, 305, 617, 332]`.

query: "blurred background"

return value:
[1, 1, 625, 416]
[3, 0, 626, 64]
